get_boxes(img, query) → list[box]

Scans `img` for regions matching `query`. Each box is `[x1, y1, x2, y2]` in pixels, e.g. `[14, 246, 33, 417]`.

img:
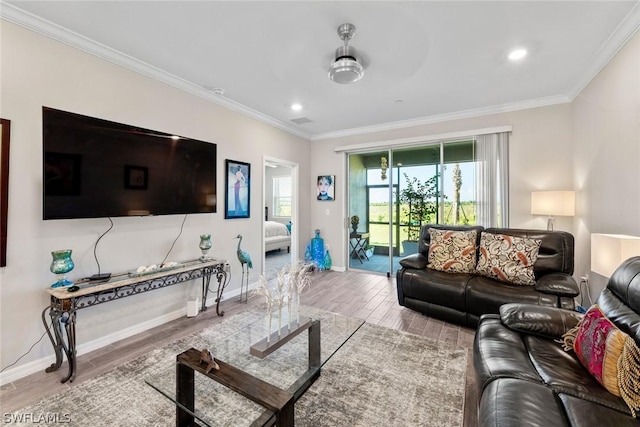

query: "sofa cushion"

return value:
[426, 228, 477, 273]
[473, 315, 544, 394]
[559, 393, 640, 427]
[500, 303, 583, 340]
[398, 268, 468, 312]
[466, 275, 558, 318]
[476, 232, 541, 285]
[524, 334, 631, 415]
[478, 378, 570, 427]
[562, 304, 626, 396]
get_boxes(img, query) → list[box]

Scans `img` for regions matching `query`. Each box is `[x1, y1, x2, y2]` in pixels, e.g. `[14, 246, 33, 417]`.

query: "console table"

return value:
[42, 258, 229, 384]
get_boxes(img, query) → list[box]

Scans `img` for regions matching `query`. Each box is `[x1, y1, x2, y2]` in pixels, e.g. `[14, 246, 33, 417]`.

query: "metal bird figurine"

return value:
[235, 234, 252, 303]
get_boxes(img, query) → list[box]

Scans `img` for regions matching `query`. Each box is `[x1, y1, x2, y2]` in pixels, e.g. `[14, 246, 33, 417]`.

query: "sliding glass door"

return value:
[347, 139, 481, 276]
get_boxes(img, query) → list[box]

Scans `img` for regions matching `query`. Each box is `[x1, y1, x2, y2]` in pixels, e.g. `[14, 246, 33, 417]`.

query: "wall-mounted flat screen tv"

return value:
[43, 107, 217, 220]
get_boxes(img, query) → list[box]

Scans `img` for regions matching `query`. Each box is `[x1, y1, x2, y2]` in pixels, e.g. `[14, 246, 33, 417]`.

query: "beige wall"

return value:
[2, 18, 638, 383]
[311, 103, 574, 271]
[0, 21, 310, 381]
[572, 30, 640, 298]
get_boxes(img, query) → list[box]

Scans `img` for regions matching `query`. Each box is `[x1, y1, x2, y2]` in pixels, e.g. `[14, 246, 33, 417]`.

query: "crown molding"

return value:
[3, 2, 637, 143]
[0, 3, 312, 141]
[567, 1, 640, 99]
[311, 95, 570, 141]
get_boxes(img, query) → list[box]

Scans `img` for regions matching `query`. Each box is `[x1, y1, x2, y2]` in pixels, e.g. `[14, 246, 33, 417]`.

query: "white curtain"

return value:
[475, 132, 509, 227]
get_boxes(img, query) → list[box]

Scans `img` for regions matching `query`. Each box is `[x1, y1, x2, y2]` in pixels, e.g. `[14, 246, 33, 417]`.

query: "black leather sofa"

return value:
[396, 224, 579, 327]
[473, 256, 640, 426]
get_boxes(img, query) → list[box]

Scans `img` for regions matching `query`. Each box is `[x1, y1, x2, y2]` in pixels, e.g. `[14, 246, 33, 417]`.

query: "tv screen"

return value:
[43, 107, 217, 220]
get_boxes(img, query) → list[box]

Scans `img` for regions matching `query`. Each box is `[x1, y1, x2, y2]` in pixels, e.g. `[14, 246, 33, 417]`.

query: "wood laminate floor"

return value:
[0, 270, 477, 427]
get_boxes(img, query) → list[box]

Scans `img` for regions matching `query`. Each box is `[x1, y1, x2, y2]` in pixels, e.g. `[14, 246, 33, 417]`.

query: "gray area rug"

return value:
[7, 307, 467, 426]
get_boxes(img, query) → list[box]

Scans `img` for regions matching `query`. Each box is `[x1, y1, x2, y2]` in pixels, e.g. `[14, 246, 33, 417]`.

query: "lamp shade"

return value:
[591, 233, 640, 278]
[531, 191, 575, 216]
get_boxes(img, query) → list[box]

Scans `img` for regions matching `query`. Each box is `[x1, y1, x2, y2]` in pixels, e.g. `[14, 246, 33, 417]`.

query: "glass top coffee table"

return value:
[145, 306, 364, 426]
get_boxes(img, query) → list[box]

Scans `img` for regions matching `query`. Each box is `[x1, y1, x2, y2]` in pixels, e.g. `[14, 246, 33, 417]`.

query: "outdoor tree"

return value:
[398, 172, 442, 242]
[453, 164, 462, 224]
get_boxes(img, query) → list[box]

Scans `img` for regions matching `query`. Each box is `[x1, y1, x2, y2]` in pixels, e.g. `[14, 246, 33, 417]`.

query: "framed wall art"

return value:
[124, 165, 148, 190]
[0, 119, 10, 267]
[225, 159, 250, 219]
[316, 175, 335, 201]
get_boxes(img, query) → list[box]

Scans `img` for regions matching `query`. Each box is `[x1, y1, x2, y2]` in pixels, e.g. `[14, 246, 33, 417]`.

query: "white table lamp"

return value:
[591, 234, 640, 278]
[531, 191, 575, 230]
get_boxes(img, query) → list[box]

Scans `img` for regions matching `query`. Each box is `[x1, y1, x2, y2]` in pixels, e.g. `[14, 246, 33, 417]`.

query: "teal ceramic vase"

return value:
[199, 234, 212, 260]
[50, 249, 75, 288]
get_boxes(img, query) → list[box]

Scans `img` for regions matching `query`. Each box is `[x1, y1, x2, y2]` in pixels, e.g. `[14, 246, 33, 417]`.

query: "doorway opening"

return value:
[263, 157, 298, 277]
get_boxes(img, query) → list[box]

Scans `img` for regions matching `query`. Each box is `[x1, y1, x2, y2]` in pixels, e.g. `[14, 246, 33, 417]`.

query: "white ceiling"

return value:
[3, 1, 640, 140]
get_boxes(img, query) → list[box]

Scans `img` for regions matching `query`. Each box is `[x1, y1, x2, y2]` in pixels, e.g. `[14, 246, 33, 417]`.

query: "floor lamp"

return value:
[530, 191, 575, 231]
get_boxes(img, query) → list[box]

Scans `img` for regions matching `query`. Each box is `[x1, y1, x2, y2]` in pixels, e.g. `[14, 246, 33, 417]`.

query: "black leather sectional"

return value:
[396, 224, 579, 328]
[473, 256, 640, 426]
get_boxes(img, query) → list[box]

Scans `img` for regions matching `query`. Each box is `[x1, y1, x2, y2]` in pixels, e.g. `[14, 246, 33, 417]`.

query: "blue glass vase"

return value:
[311, 230, 325, 270]
[50, 249, 75, 288]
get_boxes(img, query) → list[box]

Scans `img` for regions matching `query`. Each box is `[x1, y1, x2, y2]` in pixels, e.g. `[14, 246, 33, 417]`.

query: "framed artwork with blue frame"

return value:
[225, 159, 250, 219]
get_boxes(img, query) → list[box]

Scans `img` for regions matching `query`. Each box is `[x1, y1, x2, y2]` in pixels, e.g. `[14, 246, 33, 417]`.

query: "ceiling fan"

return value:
[328, 23, 365, 84]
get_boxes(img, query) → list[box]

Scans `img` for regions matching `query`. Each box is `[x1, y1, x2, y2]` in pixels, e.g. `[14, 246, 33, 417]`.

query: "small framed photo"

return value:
[124, 165, 148, 190]
[225, 159, 250, 219]
[317, 175, 335, 201]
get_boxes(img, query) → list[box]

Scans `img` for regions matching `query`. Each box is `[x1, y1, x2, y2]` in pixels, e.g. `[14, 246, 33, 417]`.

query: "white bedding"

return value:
[265, 220, 290, 238]
[265, 221, 290, 252]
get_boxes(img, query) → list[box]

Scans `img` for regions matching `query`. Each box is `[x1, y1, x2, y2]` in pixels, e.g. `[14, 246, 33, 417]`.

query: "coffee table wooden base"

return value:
[175, 319, 321, 427]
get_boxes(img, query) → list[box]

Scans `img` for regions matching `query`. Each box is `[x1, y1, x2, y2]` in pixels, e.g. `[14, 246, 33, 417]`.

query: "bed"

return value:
[265, 220, 290, 253]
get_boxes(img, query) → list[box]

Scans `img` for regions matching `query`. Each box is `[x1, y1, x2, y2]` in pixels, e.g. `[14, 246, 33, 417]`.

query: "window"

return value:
[272, 176, 292, 217]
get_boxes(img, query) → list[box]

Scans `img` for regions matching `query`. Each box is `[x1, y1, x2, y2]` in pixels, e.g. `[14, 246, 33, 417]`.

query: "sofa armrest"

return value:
[534, 272, 579, 297]
[398, 253, 428, 270]
[499, 303, 583, 340]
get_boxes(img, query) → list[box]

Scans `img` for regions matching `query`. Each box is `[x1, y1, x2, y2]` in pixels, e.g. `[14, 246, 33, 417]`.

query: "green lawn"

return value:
[367, 202, 477, 247]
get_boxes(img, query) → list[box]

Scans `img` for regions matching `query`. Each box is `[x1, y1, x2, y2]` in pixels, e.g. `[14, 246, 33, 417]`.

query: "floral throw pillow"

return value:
[475, 232, 541, 285]
[427, 229, 478, 273]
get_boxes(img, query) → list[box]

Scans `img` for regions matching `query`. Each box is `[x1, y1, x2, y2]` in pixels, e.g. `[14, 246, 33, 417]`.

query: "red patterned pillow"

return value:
[475, 232, 541, 285]
[427, 229, 477, 273]
[562, 304, 626, 396]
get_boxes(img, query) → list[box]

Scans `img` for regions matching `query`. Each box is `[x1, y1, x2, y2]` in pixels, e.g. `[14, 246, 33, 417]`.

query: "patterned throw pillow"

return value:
[427, 229, 478, 273]
[475, 232, 541, 285]
[562, 304, 626, 396]
[563, 305, 640, 416]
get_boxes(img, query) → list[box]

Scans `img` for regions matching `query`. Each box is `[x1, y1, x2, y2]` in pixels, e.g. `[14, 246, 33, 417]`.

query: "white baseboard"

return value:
[0, 283, 260, 386]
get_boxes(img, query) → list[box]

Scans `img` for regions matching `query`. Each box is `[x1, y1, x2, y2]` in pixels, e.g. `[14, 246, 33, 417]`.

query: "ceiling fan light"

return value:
[328, 23, 365, 84]
[329, 59, 364, 84]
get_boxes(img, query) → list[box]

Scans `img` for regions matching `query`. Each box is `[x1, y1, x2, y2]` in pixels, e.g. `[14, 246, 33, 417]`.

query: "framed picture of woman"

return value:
[317, 175, 335, 201]
[225, 159, 250, 219]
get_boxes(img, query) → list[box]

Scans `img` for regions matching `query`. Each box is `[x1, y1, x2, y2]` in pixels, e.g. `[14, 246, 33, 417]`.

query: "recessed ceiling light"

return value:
[291, 103, 303, 112]
[508, 49, 527, 61]
[171, 135, 180, 140]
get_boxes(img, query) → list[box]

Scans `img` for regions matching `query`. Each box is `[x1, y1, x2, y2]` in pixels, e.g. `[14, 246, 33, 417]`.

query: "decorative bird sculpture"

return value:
[235, 234, 252, 303]
[199, 348, 220, 374]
